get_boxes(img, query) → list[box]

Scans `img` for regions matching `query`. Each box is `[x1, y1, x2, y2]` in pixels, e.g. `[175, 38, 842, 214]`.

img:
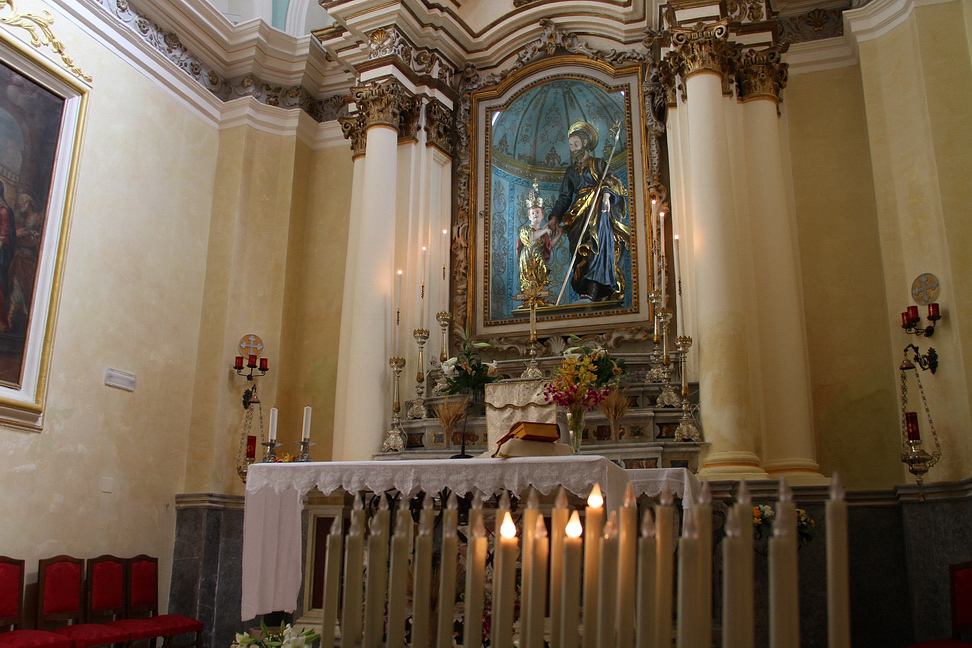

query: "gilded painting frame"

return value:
[0, 29, 87, 429]
[465, 57, 653, 346]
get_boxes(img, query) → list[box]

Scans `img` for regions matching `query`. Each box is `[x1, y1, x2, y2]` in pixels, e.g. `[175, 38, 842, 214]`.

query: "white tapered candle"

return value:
[492, 511, 518, 648]
[301, 406, 312, 441]
[617, 484, 638, 648]
[723, 482, 754, 648]
[636, 509, 657, 648]
[320, 520, 343, 648]
[550, 487, 569, 648]
[521, 488, 539, 646]
[395, 270, 402, 357]
[341, 495, 365, 648]
[386, 506, 413, 648]
[437, 493, 459, 648]
[561, 510, 583, 648]
[583, 484, 605, 648]
[412, 494, 435, 648]
[363, 499, 389, 648]
[673, 236, 684, 337]
[524, 514, 549, 648]
[597, 513, 619, 648]
[676, 507, 700, 648]
[268, 407, 278, 442]
[654, 483, 675, 648]
[464, 516, 487, 648]
[696, 482, 713, 646]
[769, 478, 799, 648]
[828, 474, 850, 648]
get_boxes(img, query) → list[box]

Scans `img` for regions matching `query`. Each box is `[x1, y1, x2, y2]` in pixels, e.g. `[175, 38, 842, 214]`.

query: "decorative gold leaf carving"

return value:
[0, 0, 91, 82]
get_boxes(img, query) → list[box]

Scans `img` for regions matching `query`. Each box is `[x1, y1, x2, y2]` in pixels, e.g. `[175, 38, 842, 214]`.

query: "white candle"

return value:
[395, 269, 402, 357]
[696, 482, 713, 646]
[524, 514, 549, 648]
[561, 510, 583, 648]
[341, 495, 365, 648]
[386, 506, 413, 648]
[521, 488, 539, 646]
[468, 489, 484, 539]
[722, 482, 754, 648]
[412, 493, 435, 648]
[492, 511, 518, 648]
[673, 235, 684, 337]
[442, 228, 449, 283]
[676, 507, 700, 648]
[421, 246, 428, 330]
[465, 516, 487, 648]
[551, 487, 569, 648]
[363, 499, 389, 648]
[320, 519, 343, 648]
[636, 509, 657, 648]
[617, 484, 638, 648]
[654, 483, 675, 648]
[301, 406, 312, 441]
[268, 407, 278, 443]
[769, 478, 799, 648]
[436, 493, 459, 648]
[597, 513, 619, 648]
[583, 484, 605, 648]
[659, 210, 667, 308]
[827, 474, 850, 648]
[650, 197, 659, 285]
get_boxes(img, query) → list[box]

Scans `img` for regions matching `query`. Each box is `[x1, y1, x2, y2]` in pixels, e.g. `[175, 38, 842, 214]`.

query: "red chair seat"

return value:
[0, 630, 73, 648]
[151, 616, 202, 635]
[50, 624, 129, 648]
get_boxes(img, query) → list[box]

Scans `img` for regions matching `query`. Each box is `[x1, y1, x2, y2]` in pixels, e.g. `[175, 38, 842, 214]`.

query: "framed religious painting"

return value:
[0, 29, 87, 429]
[462, 57, 655, 346]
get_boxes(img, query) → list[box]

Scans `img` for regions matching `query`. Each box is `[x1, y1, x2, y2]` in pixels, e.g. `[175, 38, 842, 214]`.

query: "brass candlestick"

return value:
[407, 329, 429, 419]
[261, 440, 280, 463]
[675, 335, 693, 398]
[436, 311, 451, 363]
[383, 357, 406, 452]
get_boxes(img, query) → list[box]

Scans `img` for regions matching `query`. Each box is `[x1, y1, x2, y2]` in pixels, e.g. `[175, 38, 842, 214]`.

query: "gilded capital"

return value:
[338, 112, 367, 159]
[668, 20, 734, 84]
[398, 95, 423, 144]
[424, 98, 454, 156]
[352, 78, 410, 132]
[735, 45, 789, 103]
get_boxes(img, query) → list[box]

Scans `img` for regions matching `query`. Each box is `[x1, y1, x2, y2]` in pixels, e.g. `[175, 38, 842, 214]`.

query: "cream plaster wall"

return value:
[784, 64, 902, 489]
[855, 0, 972, 484]
[0, 1, 218, 609]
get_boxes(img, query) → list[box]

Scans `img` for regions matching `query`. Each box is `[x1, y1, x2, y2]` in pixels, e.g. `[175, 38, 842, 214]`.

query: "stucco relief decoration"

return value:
[93, 0, 348, 122]
[735, 45, 789, 102]
[424, 98, 453, 155]
[368, 26, 413, 64]
[0, 0, 90, 81]
[726, 0, 766, 23]
[397, 94, 423, 143]
[353, 78, 408, 131]
[339, 112, 367, 158]
[780, 8, 844, 42]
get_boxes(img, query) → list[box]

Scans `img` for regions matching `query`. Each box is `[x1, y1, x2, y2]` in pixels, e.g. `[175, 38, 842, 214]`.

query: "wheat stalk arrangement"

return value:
[598, 387, 630, 441]
[434, 396, 469, 441]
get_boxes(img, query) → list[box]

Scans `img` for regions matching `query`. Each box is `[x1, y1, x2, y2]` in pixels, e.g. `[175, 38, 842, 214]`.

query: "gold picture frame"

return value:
[0, 27, 87, 429]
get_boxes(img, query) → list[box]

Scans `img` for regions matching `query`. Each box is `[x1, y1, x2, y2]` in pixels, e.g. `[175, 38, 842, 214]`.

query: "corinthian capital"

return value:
[424, 98, 454, 156]
[338, 112, 367, 159]
[735, 45, 789, 103]
[668, 20, 735, 86]
[352, 78, 410, 132]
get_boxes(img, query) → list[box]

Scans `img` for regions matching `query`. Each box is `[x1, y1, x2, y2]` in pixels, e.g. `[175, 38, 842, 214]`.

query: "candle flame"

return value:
[660, 211, 666, 218]
[674, 234, 679, 240]
[500, 511, 517, 539]
[565, 510, 583, 538]
[587, 483, 604, 509]
[651, 198, 657, 205]
[397, 269, 402, 276]
[443, 229, 448, 234]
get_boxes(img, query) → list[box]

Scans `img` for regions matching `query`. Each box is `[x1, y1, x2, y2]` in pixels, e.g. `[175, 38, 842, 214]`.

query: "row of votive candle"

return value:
[319, 477, 851, 648]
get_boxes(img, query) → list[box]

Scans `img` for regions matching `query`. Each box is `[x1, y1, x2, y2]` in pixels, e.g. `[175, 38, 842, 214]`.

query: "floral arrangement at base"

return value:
[753, 504, 818, 548]
[232, 622, 319, 648]
[441, 329, 499, 406]
[542, 344, 626, 412]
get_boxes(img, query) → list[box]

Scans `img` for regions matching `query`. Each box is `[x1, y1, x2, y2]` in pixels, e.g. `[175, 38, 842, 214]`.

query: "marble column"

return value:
[332, 78, 408, 460]
[737, 48, 826, 484]
[669, 22, 767, 480]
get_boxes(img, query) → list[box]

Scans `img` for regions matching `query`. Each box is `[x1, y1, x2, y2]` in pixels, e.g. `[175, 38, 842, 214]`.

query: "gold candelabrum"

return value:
[436, 312, 451, 363]
[674, 335, 701, 442]
[407, 329, 429, 419]
[383, 357, 406, 452]
[899, 348, 941, 501]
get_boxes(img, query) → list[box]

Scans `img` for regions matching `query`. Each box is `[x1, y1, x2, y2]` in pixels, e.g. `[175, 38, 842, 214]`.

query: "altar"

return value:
[241, 458, 701, 619]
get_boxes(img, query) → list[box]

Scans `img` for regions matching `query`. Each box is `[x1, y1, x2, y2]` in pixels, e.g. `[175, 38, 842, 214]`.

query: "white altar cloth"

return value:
[241, 458, 693, 619]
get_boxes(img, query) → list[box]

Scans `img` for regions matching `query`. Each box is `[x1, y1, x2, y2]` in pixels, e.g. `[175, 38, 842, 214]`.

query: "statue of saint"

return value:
[547, 121, 629, 303]
[516, 179, 560, 294]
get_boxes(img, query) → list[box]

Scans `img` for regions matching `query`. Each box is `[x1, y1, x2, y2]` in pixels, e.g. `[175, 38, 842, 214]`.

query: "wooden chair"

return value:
[0, 556, 72, 648]
[117, 557, 201, 648]
[906, 560, 972, 647]
[82, 557, 153, 648]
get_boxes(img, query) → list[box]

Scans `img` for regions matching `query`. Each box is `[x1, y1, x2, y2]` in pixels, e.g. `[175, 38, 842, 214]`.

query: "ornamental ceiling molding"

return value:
[90, 0, 350, 123]
[363, 25, 456, 90]
[451, 19, 653, 347]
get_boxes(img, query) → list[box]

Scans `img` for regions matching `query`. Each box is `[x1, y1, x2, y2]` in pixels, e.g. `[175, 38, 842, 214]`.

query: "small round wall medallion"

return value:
[911, 273, 940, 305]
[239, 334, 264, 357]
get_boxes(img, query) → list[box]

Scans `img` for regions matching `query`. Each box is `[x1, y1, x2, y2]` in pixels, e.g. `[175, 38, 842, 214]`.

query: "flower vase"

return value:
[566, 407, 586, 453]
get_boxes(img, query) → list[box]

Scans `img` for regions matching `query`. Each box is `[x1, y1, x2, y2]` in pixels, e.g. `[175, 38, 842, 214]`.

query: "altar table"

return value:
[241, 457, 697, 619]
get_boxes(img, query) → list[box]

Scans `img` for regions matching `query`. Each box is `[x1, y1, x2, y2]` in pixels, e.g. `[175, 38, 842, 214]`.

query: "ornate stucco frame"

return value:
[0, 28, 87, 430]
[462, 56, 654, 351]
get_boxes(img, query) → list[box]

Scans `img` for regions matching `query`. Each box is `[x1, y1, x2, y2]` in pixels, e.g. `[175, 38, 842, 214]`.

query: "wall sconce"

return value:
[900, 302, 941, 337]
[234, 333, 269, 380]
[235, 334, 269, 481]
[899, 347, 941, 501]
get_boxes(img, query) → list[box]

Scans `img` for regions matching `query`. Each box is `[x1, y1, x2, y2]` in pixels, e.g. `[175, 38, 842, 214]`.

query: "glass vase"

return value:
[566, 406, 586, 453]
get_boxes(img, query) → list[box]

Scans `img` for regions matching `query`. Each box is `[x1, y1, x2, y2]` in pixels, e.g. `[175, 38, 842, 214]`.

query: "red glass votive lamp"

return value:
[906, 305, 919, 323]
[905, 411, 921, 442]
[901, 312, 910, 328]
[247, 354, 257, 368]
[246, 435, 257, 459]
[259, 357, 268, 371]
[928, 303, 941, 321]
[234, 356, 244, 370]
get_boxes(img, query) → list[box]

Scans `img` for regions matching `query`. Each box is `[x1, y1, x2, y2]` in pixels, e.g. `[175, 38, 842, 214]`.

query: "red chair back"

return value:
[951, 560, 972, 639]
[0, 556, 25, 630]
[36, 556, 83, 627]
[126, 556, 159, 618]
[86, 556, 125, 621]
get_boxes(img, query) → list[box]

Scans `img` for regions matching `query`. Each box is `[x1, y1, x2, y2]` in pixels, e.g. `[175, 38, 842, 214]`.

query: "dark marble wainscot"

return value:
[171, 493, 246, 648]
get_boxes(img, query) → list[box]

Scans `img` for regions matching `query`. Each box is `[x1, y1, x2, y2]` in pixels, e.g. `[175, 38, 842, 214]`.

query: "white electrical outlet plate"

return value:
[104, 368, 136, 392]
